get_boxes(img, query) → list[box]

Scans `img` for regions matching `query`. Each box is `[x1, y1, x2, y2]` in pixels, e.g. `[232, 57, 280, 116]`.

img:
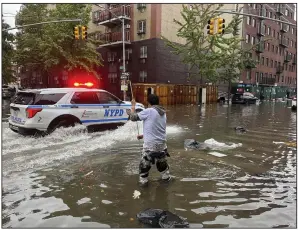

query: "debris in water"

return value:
[130, 218, 134, 221]
[208, 152, 227, 157]
[77, 197, 91, 205]
[100, 183, 107, 188]
[248, 148, 255, 152]
[102, 200, 113, 204]
[84, 171, 93, 177]
[137, 208, 189, 228]
[133, 190, 141, 199]
[234, 126, 246, 133]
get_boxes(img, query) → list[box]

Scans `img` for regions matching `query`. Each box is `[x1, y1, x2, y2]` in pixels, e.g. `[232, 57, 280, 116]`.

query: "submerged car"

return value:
[9, 88, 145, 136]
[232, 92, 258, 105]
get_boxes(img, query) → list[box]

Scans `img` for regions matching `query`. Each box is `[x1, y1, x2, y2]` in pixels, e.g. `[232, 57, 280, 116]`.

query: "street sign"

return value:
[120, 72, 129, 80]
[121, 79, 128, 91]
[120, 66, 123, 70]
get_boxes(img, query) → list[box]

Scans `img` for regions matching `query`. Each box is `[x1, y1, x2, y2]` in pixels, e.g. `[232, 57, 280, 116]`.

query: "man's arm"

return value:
[128, 99, 149, 122]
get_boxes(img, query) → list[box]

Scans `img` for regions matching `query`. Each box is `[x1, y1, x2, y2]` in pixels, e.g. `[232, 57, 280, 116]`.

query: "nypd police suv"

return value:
[9, 88, 145, 135]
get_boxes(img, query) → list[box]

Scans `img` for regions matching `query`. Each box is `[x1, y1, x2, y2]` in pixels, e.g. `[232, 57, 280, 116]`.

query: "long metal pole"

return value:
[122, 17, 127, 101]
[2, 19, 82, 31]
[214, 10, 297, 26]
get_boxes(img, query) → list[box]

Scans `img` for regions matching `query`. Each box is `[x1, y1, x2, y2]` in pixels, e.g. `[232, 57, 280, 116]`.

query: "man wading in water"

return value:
[128, 94, 171, 186]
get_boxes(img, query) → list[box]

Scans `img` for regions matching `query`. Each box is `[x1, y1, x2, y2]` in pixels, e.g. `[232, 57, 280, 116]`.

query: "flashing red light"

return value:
[26, 108, 42, 118]
[85, 82, 94, 87]
[73, 82, 94, 87]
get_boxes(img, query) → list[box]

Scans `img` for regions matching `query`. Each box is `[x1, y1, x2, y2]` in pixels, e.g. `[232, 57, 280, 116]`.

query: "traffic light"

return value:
[81, 26, 87, 40]
[217, 18, 225, 34]
[207, 19, 215, 35]
[74, 26, 80, 40]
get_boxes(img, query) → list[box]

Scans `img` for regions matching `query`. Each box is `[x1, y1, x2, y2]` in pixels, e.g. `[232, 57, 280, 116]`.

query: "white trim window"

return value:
[246, 34, 250, 43]
[140, 46, 147, 58]
[137, 20, 146, 34]
[139, 71, 147, 82]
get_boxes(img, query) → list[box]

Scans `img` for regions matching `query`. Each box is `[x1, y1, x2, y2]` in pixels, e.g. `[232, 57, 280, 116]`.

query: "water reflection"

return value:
[2, 102, 296, 228]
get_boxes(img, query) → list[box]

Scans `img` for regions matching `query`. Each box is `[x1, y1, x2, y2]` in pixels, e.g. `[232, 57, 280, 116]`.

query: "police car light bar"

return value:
[74, 82, 94, 87]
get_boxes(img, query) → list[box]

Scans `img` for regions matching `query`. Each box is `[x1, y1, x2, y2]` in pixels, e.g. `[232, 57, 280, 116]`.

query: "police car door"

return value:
[70, 91, 102, 126]
[97, 91, 128, 123]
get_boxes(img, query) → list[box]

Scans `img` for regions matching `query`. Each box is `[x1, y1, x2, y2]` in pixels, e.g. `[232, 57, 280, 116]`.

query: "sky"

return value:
[2, 4, 22, 32]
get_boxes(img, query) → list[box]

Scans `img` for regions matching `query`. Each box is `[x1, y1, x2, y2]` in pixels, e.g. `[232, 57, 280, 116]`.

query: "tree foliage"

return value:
[163, 4, 268, 85]
[2, 20, 15, 84]
[14, 4, 103, 78]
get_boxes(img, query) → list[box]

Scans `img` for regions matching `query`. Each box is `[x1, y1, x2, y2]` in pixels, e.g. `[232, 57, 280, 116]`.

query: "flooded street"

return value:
[2, 101, 297, 228]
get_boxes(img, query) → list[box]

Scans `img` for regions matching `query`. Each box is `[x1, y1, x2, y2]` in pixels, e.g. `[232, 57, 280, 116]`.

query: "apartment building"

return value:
[93, 4, 195, 97]
[241, 3, 296, 89]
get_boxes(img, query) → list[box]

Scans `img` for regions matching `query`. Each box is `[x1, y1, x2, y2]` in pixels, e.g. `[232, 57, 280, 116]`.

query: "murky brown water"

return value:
[2, 101, 297, 228]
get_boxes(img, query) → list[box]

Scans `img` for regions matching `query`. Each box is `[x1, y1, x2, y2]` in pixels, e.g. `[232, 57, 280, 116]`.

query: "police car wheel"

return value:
[47, 116, 81, 134]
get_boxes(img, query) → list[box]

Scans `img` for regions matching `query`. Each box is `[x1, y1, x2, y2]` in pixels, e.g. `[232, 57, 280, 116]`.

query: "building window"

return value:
[275, 46, 278, 54]
[137, 20, 146, 34]
[251, 36, 255, 45]
[253, 4, 256, 9]
[285, 64, 288, 71]
[274, 75, 276, 81]
[264, 24, 267, 32]
[255, 72, 259, 82]
[252, 18, 256, 27]
[108, 63, 117, 72]
[260, 72, 263, 82]
[269, 12, 273, 18]
[277, 32, 279, 39]
[285, 9, 288, 16]
[281, 76, 284, 83]
[125, 48, 132, 60]
[266, 58, 269, 66]
[270, 59, 273, 67]
[108, 73, 117, 84]
[261, 57, 264, 65]
[246, 34, 250, 43]
[274, 61, 277, 68]
[247, 16, 251, 25]
[267, 43, 270, 51]
[139, 71, 147, 82]
[290, 40, 293, 47]
[267, 27, 271, 35]
[246, 70, 251, 80]
[264, 73, 268, 84]
[140, 46, 148, 58]
[271, 44, 274, 52]
[272, 29, 275, 37]
[265, 9, 268, 17]
[257, 55, 260, 63]
[292, 28, 294, 34]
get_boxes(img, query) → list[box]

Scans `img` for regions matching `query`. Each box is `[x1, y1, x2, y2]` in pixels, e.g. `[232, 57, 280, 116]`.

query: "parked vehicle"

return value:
[9, 87, 145, 136]
[292, 97, 296, 111]
[232, 92, 258, 105]
[2, 85, 16, 99]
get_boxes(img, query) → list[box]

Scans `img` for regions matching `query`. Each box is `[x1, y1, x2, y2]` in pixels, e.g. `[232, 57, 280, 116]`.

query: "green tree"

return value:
[162, 4, 225, 85]
[214, 5, 270, 102]
[2, 20, 15, 84]
[14, 4, 103, 82]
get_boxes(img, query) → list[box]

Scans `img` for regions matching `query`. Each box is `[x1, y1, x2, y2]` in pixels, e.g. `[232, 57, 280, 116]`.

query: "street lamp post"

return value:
[96, 4, 127, 101]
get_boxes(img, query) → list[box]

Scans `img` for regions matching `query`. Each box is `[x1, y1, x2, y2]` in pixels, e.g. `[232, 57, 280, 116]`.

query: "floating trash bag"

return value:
[137, 208, 189, 228]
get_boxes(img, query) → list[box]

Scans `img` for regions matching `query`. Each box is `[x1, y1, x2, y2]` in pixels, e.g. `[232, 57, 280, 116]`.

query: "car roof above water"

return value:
[18, 88, 107, 94]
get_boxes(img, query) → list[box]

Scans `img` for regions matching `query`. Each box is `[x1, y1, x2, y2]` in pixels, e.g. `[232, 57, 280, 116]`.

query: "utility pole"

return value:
[2, 19, 82, 31]
[95, 4, 128, 101]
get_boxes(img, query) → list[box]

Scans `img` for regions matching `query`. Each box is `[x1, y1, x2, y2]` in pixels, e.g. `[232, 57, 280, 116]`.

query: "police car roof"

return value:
[19, 88, 107, 93]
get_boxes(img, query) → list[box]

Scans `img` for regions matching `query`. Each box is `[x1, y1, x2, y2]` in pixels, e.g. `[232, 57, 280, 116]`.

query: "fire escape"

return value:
[92, 4, 131, 47]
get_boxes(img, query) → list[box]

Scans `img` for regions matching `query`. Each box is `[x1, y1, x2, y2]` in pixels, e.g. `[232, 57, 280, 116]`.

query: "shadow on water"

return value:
[2, 102, 297, 228]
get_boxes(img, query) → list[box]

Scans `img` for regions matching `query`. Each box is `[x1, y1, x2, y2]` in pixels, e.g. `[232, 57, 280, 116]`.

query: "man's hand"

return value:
[137, 135, 143, 140]
[131, 98, 136, 107]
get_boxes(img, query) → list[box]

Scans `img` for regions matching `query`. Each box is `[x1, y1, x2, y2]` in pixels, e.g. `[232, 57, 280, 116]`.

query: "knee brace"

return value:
[156, 159, 169, 173]
[139, 158, 151, 178]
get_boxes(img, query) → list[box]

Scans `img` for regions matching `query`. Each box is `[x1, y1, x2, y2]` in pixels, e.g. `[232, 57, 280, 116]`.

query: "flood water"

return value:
[2, 101, 297, 228]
